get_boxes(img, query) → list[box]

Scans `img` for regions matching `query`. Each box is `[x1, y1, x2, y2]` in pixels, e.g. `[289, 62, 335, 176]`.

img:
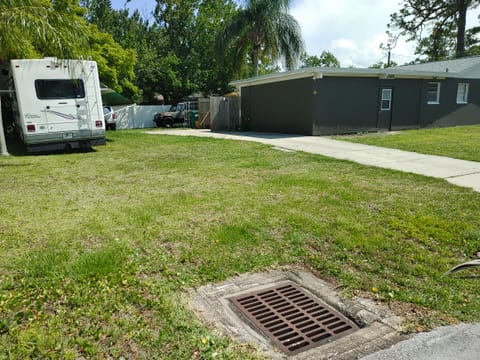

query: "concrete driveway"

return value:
[147, 129, 480, 193]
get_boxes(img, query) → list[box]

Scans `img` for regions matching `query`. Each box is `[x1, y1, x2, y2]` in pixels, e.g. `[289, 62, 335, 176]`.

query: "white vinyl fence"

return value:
[112, 105, 171, 129]
[112, 97, 240, 130]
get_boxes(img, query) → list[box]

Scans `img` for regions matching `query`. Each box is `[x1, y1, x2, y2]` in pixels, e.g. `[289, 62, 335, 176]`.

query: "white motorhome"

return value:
[7, 58, 106, 152]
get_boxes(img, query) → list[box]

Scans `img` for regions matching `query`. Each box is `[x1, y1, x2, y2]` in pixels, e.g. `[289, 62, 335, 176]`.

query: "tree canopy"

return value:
[83, 0, 240, 103]
[300, 51, 340, 68]
[369, 60, 398, 69]
[0, 0, 88, 60]
[1, 0, 305, 104]
[388, 0, 480, 61]
[217, 0, 304, 77]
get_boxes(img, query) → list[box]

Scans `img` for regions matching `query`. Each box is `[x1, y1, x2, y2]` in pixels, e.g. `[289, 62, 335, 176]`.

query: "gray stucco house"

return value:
[231, 57, 480, 135]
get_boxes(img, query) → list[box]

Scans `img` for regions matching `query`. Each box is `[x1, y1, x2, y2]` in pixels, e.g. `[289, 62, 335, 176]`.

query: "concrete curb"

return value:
[361, 323, 480, 360]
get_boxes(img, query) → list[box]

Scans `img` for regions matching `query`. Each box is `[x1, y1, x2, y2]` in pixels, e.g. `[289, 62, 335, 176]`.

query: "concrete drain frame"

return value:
[191, 268, 407, 359]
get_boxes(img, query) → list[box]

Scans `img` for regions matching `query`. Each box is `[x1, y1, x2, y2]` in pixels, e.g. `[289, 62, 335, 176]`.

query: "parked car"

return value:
[103, 106, 116, 130]
[153, 102, 198, 128]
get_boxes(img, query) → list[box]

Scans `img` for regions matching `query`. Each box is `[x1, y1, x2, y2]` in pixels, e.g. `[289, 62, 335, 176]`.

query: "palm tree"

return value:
[0, 0, 88, 60]
[0, 0, 88, 155]
[217, 0, 304, 77]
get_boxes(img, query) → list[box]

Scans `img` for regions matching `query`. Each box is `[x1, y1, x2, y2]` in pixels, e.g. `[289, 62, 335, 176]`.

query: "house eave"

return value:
[230, 67, 457, 91]
[230, 69, 321, 90]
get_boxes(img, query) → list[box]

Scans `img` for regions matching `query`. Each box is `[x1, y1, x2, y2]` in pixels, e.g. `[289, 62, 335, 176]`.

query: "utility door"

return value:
[378, 87, 393, 130]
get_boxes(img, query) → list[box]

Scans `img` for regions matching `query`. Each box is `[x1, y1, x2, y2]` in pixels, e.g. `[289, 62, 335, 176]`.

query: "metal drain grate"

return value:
[229, 282, 360, 355]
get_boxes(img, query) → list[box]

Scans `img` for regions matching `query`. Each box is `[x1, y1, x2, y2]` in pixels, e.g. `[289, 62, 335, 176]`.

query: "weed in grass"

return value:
[20, 244, 71, 281]
[460, 229, 480, 257]
[71, 241, 131, 281]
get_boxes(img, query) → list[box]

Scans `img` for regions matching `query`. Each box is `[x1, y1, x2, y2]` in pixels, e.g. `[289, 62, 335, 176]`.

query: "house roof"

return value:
[231, 56, 480, 90]
[394, 56, 480, 77]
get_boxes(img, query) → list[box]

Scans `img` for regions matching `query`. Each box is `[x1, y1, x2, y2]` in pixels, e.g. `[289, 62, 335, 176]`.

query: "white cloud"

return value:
[290, 0, 419, 67]
[331, 38, 357, 51]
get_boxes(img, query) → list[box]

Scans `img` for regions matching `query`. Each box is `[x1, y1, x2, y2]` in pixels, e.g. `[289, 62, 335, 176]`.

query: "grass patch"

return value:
[334, 125, 480, 162]
[1, 129, 479, 358]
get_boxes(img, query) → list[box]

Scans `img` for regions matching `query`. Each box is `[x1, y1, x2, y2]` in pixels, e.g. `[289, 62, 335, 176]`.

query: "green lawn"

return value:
[335, 125, 480, 162]
[1, 130, 479, 359]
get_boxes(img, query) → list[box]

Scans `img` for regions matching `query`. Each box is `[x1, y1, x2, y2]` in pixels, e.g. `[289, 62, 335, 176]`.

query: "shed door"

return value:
[378, 87, 393, 130]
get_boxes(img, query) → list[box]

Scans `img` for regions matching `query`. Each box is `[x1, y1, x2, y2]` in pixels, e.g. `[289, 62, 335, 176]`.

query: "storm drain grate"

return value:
[229, 282, 360, 355]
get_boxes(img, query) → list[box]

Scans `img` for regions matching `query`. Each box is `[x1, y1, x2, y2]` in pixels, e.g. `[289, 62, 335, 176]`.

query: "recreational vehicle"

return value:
[7, 58, 106, 152]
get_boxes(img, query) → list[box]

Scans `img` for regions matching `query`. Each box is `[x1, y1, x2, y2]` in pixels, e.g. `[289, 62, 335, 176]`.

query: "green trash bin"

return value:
[188, 110, 199, 128]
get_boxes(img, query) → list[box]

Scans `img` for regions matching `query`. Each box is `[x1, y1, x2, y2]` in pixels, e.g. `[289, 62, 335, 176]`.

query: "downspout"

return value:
[417, 80, 425, 128]
[375, 78, 381, 131]
[311, 72, 322, 135]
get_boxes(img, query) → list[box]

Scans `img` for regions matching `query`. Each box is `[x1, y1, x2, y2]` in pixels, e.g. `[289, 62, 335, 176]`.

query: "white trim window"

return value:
[427, 82, 441, 104]
[380, 88, 392, 110]
[456, 83, 469, 104]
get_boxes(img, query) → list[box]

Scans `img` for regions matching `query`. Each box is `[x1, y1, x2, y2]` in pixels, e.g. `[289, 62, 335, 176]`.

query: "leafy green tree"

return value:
[388, 0, 480, 60]
[82, 1, 143, 101]
[369, 60, 398, 69]
[153, 0, 200, 101]
[86, 24, 139, 102]
[217, 0, 304, 77]
[0, 0, 88, 60]
[149, 0, 240, 101]
[463, 26, 480, 56]
[301, 51, 340, 68]
[83, 1, 175, 102]
[415, 24, 457, 60]
[194, 0, 238, 95]
[83, 0, 242, 102]
[81, 0, 113, 27]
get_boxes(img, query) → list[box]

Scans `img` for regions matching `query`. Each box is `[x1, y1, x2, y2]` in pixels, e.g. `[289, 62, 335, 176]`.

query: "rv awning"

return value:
[100, 85, 133, 106]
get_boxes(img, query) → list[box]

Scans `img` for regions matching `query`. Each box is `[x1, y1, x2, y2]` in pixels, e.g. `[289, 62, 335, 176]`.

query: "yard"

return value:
[335, 125, 480, 162]
[0, 129, 479, 359]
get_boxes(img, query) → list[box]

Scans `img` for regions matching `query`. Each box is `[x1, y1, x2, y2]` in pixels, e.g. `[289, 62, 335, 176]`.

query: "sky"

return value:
[110, 0, 480, 68]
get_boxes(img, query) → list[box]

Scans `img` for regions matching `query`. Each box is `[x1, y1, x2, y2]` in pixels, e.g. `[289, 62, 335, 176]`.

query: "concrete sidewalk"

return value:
[147, 129, 480, 192]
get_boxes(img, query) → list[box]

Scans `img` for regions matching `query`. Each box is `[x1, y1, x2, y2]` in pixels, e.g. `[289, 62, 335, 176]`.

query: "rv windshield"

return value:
[34, 79, 85, 100]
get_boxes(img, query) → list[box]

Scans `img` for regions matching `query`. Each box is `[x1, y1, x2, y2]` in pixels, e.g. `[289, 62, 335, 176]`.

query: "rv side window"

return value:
[34, 79, 85, 100]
